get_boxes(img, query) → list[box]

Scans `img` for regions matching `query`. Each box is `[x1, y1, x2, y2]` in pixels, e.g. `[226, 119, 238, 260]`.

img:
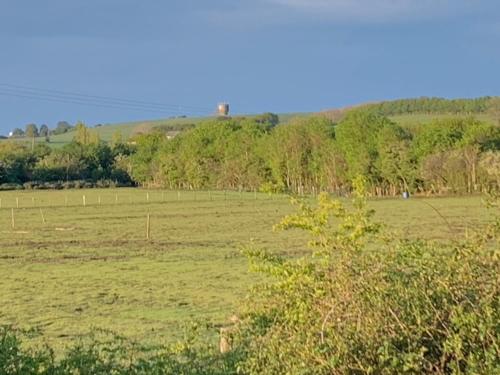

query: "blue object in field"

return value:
[402, 192, 410, 199]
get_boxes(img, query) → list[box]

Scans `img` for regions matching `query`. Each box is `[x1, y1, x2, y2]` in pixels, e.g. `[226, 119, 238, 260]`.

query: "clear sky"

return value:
[1, 0, 499, 134]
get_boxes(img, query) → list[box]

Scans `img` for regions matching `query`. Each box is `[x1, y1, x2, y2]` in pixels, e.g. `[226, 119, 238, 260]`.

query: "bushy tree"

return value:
[233, 178, 499, 374]
[375, 123, 415, 194]
[39, 124, 49, 137]
[265, 117, 339, 193]
[52, 121, 72, 135]
[0, 142, 35, 183]
[11, 128, 24, 137]
[335, 110, 392, 183]
[25, 123, 38, 138]
[73, 122, 100, 145]
[129, 132, 165, 186]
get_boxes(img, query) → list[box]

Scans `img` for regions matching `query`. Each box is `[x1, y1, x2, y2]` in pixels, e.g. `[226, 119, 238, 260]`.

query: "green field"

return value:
[1, 112, 306, 147]
[2, 117, 208, 148]
[0, 189, 493, 352]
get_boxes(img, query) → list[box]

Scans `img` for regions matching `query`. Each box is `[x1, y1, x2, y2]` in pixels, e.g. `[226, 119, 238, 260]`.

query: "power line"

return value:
[0, 90, 194, 115]
[0, 82, 213, 112]
[0, 83, 214, 115]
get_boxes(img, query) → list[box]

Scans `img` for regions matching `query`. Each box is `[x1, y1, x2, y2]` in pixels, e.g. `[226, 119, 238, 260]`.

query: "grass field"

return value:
[0, 188, 493, 352]
[1, 117, 207, 148]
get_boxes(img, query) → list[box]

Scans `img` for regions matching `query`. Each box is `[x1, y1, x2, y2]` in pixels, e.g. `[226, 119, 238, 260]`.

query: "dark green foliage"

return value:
[129, 113, 499, 195]
[363, 96, 496, 116]
[151, 123, 197, 134]
[10, 128, 24, 137]
[0, 142, 36, 184]
[253, 112, 280, 130]
[1, 113, 499, 194]
[51, 121, 73, 135]
[38, 125, 49, 138]
[0, 131, 133, 186]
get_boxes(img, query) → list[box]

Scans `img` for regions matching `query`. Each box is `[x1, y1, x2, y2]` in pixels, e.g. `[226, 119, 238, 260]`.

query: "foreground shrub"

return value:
[0, 325, 240, 375]
[234, 178, 499, 374]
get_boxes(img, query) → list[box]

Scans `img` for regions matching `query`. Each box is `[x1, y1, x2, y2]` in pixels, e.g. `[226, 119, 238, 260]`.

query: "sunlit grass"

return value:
[0, 188, 491, 352]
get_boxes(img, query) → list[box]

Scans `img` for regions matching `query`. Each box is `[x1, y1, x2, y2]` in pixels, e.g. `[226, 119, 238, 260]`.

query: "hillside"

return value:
[3, 96, 499, 148]
[320, 96, 500, 125]
[1, 112, 306, 147]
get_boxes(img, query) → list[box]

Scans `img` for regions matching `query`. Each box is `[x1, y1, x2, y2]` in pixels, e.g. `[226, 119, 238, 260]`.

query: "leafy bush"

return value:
[0, 180, 133, 191]
[0, 325, 240, 375]
[233, 177, 499, 374]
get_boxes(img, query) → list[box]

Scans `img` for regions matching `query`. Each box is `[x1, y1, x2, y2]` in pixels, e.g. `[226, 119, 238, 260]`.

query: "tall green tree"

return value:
[375, 123, 414, 194]
[39, 124, 49, 137]
[335, 110, 392, 183]
[25, 123, 38, 138]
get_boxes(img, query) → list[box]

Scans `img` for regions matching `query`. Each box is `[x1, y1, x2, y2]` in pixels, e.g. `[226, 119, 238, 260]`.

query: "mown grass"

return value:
[0, 188, 492, 353]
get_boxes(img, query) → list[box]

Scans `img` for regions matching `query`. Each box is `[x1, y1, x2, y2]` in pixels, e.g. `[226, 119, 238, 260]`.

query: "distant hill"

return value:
[3, 96, 498, 148]
[320, 96, 500, 125]
[1, 112, 306, 148]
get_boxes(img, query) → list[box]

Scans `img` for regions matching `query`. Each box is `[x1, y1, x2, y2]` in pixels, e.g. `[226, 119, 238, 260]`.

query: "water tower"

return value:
[217, 102, 230, 116]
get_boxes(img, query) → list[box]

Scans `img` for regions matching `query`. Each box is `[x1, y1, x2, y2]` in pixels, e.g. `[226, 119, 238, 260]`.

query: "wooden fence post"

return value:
[11, 208, 15, 229]
[146, 213, 151, 240]
[39, 208, 46, 224]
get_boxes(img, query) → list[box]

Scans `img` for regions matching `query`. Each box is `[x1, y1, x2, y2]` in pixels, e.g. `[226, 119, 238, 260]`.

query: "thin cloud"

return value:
[265, 0, 471, 22]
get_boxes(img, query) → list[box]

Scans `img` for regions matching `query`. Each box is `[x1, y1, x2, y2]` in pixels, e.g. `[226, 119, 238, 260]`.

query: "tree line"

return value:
[0, 123, 133, 189]
[129, 111, 499, 195]
[361, 96, 499, 116]
[1, 111, 499, 194]
[9, 121, 77, 139]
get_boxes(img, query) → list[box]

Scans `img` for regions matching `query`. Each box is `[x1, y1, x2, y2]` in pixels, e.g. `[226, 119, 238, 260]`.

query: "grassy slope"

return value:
[0, 188, 492, 351]
[1, 113, 307, 148]
[2, 111, 495, 148]
[3, 113, 498, 155]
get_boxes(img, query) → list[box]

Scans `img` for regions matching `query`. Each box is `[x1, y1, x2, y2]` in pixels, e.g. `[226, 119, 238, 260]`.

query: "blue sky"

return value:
[0, 0, 499, 134]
